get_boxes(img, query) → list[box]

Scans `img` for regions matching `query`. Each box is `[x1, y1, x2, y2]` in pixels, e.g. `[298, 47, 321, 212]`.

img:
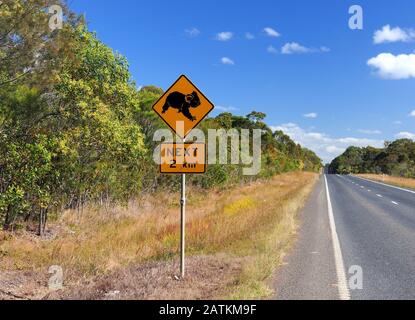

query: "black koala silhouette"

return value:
[162, 91, 201, 121]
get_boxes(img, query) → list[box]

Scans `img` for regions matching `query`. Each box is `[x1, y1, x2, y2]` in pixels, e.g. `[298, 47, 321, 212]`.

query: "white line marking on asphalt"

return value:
[352, 175, 415, 194]
[368, 190, 371, 192]
[391, 201, 399, 205]
[360, 186, 365, 189]
[324, 175, 351, 301]
[377, 194, 383, 198]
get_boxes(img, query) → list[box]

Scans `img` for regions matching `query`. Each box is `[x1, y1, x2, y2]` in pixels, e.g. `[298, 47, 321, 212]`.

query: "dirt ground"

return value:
[0, 270, 49, 300]
[1, 255, 241, 300]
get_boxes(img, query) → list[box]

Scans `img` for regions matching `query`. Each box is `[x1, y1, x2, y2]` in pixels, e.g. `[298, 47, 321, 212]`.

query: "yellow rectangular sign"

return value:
[160, 143, 206, 174]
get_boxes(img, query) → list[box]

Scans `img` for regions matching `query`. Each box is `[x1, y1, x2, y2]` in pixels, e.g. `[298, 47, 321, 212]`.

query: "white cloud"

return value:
[281, 42, 310, 54]
[357, 129, 382, 135]
[303, 113, 318, 119]
[216, 32, 233, 41]
[215, 105, 239, 112]
[373, 25, 415, 44]
[326, 146, 346, 154]
[271, 123, 384, 163]
[281, 43, 330, 55]
[394, 120, 403, 125]
[185, 27, 200, 38]
[267, 45, 278, 54]
[245, 32, 255, 40]
[396, 132, 415, 139]
[367, 53, 415, 79]
[263, 27, 280, 38]
[221, 57, 235, 65]
[410, 110, 415, 117]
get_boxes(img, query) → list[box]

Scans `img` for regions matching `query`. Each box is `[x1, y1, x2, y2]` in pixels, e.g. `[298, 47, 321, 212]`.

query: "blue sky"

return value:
[68, 0, 415, 163]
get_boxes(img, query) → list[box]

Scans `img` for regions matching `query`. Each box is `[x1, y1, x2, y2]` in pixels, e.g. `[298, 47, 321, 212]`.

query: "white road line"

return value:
[377, 194, 383, 198]
[360, 186, 365, 189]
[352, 175, 415, 195]
[368, 190, 371, 192]
[391, 201, 399, 205]
[324, 175, 351, 300]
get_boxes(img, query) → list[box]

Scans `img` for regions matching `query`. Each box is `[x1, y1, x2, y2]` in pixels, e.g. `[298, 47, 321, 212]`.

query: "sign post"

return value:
[153, 75, 214, 278]
[180, 169, 186, 278]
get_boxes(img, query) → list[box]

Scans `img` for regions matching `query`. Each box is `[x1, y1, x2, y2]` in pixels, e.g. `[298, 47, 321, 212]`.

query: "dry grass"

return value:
[357, 174, 415, 190]
[0, 171, 318, 300]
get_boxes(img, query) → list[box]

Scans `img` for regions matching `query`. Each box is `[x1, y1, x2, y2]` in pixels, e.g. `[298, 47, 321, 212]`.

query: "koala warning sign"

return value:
[152, 75, 215, 139]
[153, 76, 213, 278]
[160, 142, 206, 174]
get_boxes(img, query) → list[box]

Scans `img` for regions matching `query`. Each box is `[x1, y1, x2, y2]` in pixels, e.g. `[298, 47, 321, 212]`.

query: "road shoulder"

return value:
[271, 175, 339, 300]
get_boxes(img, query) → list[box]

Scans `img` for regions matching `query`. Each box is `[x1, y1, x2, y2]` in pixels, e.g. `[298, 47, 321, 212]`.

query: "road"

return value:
[273, 174, 415, 300]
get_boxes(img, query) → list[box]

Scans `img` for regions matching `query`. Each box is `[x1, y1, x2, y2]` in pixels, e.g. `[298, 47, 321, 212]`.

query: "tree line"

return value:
[0, 1, 322, 234]
[329, 139, 415, 178]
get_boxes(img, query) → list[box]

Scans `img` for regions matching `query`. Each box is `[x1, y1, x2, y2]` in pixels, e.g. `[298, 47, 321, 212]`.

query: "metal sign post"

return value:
[180, 171, 186, 278]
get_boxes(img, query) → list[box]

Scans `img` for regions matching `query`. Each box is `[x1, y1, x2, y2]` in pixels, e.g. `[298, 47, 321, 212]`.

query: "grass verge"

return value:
[357, 174, 415, 191]
[0, 172, 318, 300]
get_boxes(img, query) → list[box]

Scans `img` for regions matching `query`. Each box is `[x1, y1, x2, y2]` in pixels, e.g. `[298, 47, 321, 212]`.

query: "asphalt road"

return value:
[273, 174, 415, 300]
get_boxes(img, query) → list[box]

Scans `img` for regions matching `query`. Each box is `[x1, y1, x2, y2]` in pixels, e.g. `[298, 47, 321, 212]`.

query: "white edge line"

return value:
[352, 175, 415, 195]
[324, 175, 351, 300]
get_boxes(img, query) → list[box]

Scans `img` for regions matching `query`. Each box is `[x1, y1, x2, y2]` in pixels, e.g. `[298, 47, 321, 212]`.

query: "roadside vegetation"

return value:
[0, 1, 322, 300]
[356, 174, 415, 191]
[0, 1, 322, 234]
[0, 172, 318, 300]
[330, 139, 415, 178]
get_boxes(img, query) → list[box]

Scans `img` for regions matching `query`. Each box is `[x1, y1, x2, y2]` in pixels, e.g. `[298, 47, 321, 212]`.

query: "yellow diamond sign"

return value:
[152, 75, 215, 139]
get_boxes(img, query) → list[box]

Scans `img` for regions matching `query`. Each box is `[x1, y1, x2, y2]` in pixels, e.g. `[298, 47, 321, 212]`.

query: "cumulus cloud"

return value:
[357, 129, 382, 135]
[410, 110, 415, 117]
[185, 27, 200, 38]
[215, 105, 239, 112]
[263, 27, 280, 38]
[221, 57, 235, 65]
[396, 132, 415, 140]
[367, 53, 415, 79]
[281, 42, 330, 55]
[373, 25, 415, 44]
[325, 146, 345, 154]
[245, 32, 255, 40]
[281, 42, 310, 54]
[216, 32, 233, 41]
[303, 113, 318, 119]
[271, 123, 384, 163]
